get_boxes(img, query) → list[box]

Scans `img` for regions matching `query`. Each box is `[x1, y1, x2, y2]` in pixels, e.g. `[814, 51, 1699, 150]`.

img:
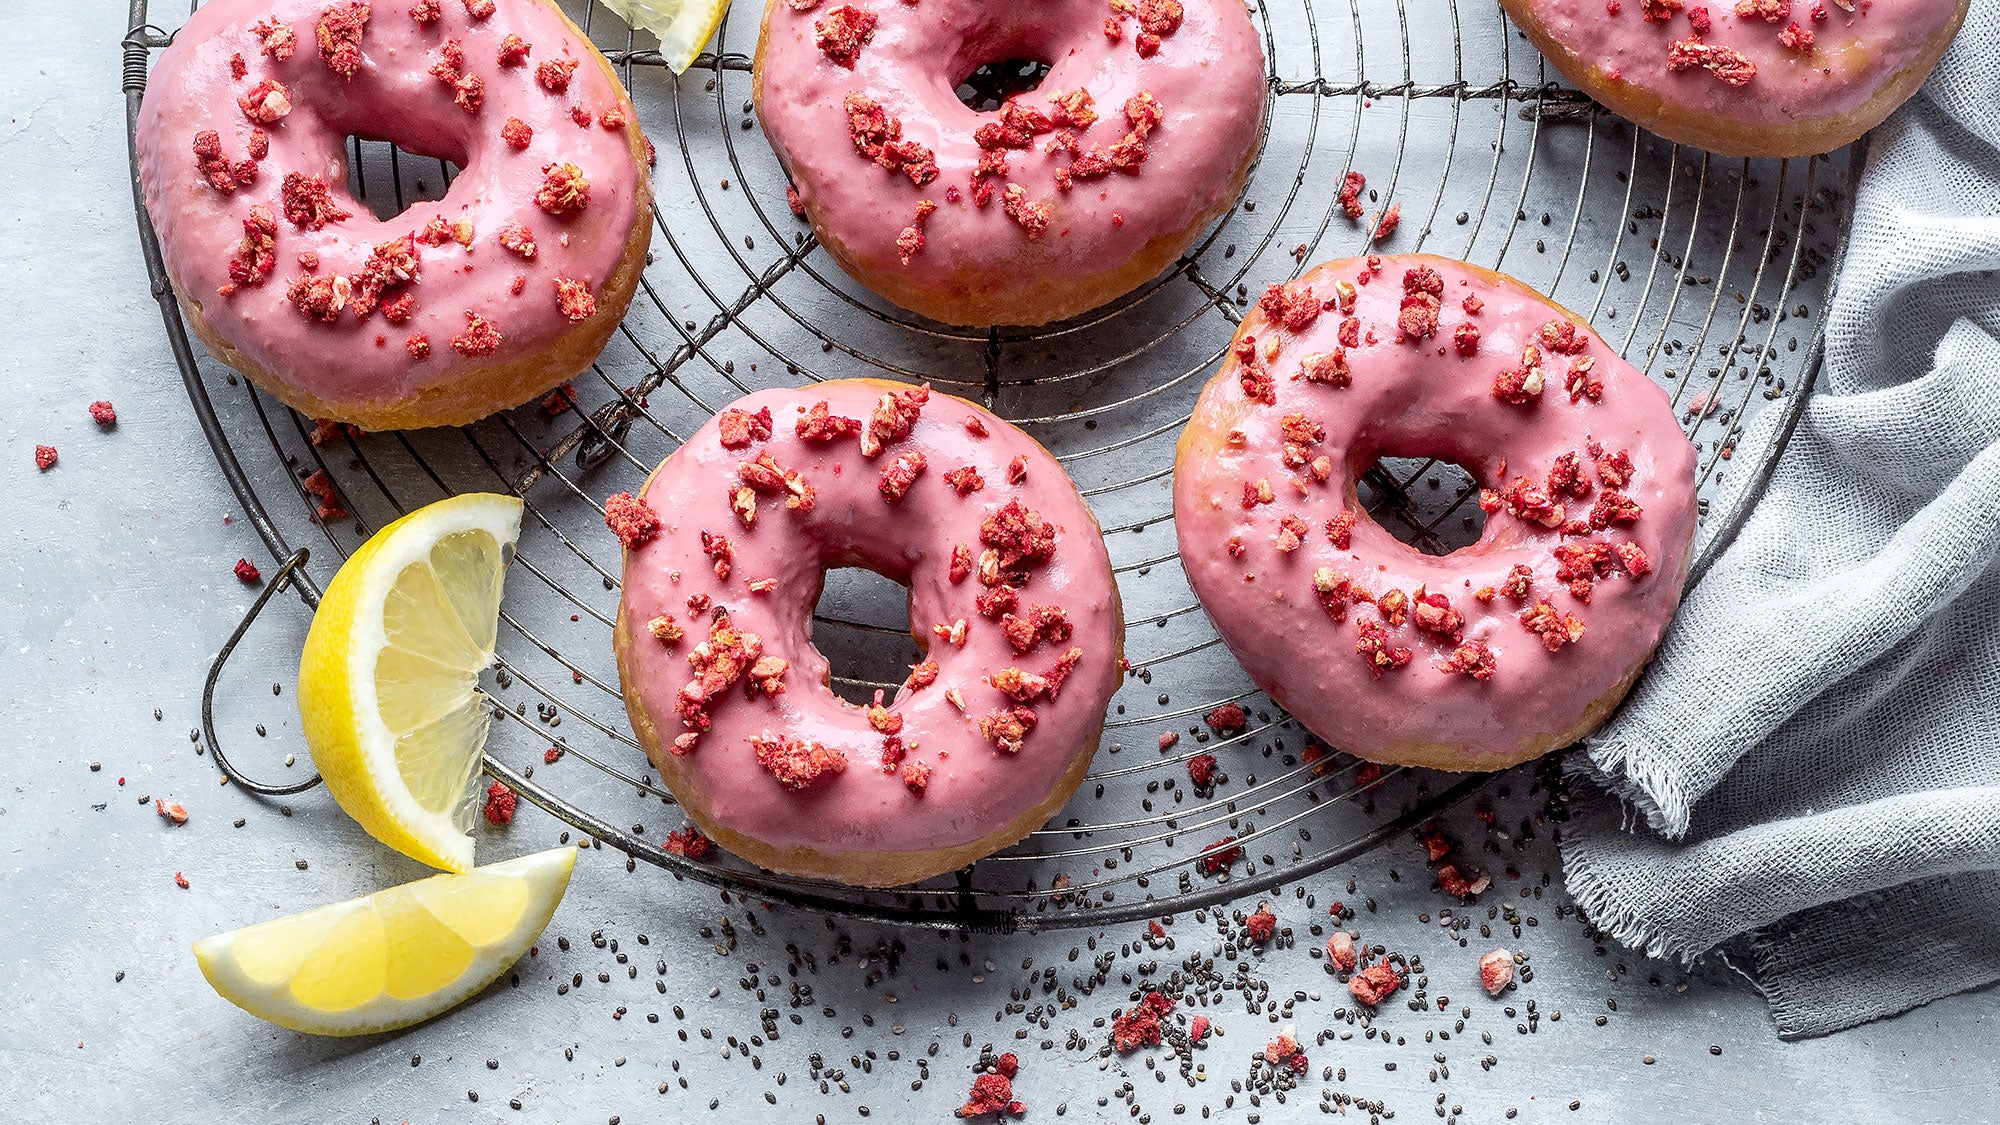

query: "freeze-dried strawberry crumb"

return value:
[814, 5, 876, 67]
[878, 451, 927, 501]
[87, 400, 117, 428]
[500, 116, 534, 149]
[1001, 603, 1071, 654]
[943, 465, 985, 496]
[1325, 510, 1358, 551]
[553, 277, 597, 322]
[1374, 203, 1402, 243]
[663, 825, 712, 858]
[238, 77, 292, 123]
[840, 94, 938, 185]
[537, 56, 578, 93]
[1440, 639, 1497, 680]
[1111, 991, 1176, 1051]
[1348, 960, 1402, 1006]
[462, 0, 494, 15]
[980, 498, 1057, 570]
[491, 221, 537, 260]
[410, 0, 440, 20]
[1667, 37, 1757, 85]
[1616, 541, 1652, 578]
[603, 491, 660, 547]
[860, 383, 928, 458]
[751, 732, 846, 790]
[1520, 600, 1585, 651]
[1492, 354, 1546, 404]
[1313, 567, 1352, 621]
[1244, 904, 1277, 944]
[1480, 949, 1514, 996]
[281, 172, 350, 230]
[1396, 267, 1440, 340]
[717, 406, 773, 449]
[497, 32, 531, 66]
[1778, 20, 1814, 52]
[1204, 703, 1247, 735]
[1736, 0, 1785, 20]
[1242, 478, 1276, 508]
[315, 2, 370, 78]
[35, 443, 58, 469]
[1326, 930, 1361, 970]
[1337, 170, 1366, 219]
[1454, 321, 1481, 356]
[1411, 589, 1464, 642]
[1564, 355, 1604, 403]
[647, 614, 684, 645]
[535, 162, 590, 215]
[898, 759, 932, 796]
[1000, 184, 1051, 239]
[452, 311, 501, 356]
[1196, 836, 1243, 876]
[1259, 281, 1321, 332]
[253, 17, 297, 59]
[978, 707, 1037, 754]
[1298, 350, 1351, 387]
[948, 542, 973, 584]
[1275, 513, 1310, 552]
[233, 557, 262, 584]
[481, 780, 517, 825]
[1355, 619, 1412, 675]
[1187, 753, 1218, 789]
[406, 333, 430, 358]
[796, 400, 863, 442]
[1437, 861, 1491, 899]
[905, 660, 940, 692]
[959, 1072, 1019, 1117]
[1590, 490, 1643, 528]
[286, 273, 352, 321]
[1595, 447, 1635, 488]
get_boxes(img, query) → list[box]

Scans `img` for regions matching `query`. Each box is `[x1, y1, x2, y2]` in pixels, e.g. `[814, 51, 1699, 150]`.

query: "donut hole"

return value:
[341, 137, 464, 222]
[954, 58, 1053, 113]
[813, 566, 923, 707]
[1357, 456, 1488, 556]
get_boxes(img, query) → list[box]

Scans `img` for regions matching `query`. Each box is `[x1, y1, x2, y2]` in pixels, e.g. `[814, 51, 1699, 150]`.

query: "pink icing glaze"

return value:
[1523, 0, 1962, 126]
[136, 0, 645, 415]
[755, 0, 1266, 319]
[618, 381, 1123, 856]
[1173, 256, 1697, 766]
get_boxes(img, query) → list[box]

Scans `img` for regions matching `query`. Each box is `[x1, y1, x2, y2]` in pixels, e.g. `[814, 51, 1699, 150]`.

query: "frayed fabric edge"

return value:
[1556, 811, 1714, 966]
[1571, 734, 1696, 840]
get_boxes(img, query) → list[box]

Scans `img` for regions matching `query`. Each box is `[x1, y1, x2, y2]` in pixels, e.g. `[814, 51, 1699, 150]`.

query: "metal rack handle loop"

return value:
[201, 548, 326, 797]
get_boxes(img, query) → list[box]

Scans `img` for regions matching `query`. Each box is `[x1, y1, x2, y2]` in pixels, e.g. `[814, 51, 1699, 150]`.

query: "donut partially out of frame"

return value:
[1501, 0, 1968, 158]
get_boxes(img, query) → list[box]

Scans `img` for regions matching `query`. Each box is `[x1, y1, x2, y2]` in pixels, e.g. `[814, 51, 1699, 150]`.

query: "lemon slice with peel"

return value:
[594, 0, 730, 74]
[299, 493, 522, 873]
[194, 846, 576, 1036]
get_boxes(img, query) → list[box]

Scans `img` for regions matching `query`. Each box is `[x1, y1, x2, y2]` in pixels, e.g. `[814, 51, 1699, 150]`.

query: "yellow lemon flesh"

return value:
[298, 493, 522, 873]
[593, 0, 730, 74]
[193, 847, 576, 1036]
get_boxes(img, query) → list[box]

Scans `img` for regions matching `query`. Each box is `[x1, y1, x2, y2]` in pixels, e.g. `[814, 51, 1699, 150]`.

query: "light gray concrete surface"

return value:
[2, 2, 1995, 1123]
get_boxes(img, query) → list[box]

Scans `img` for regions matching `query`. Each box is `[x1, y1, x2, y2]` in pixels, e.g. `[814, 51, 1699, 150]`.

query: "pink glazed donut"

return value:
[1502, 0, 1968, 157]
[136, 0, 652, 431]
[610, 380, 1124, 886]
[753, 0, 1268, 326]
[1174, 256, 1697, 772]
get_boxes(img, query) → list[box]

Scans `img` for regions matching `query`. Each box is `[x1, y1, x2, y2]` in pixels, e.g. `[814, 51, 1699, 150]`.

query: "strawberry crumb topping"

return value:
[534, 162, 590, 215]
[1480, 949, 1515, 996]
[451, 311, 501, 356]
[663, 825, 712, 858]
[1396, 265, 1442, 340]
[1327, 931, 1358, 971]
[481, 780, 516, 824]
[751, 733, 846, 790]
[536, 57, 578, 93]
[860, 383, 929, 458]
[814, 5, 877, 67]
[238, 78, 292, 124]
[978, 707, 1037, 754]
[33, 445, 57, 471]
[1355, 618, 1412, 675]
[840, 94, 938, 186]
[1111, 991, 1175, 1051]
[1326, 510, 1357, 550]
[1196, 836, 1243, 876]
[497, 33, 531, 66]
[315, 2, 370, 79]
[716, 406, 773, 450]
[501, 117, 533, 149]
[1440, 639, 1497, 680]
[1337, 170, 1366, 220]
[1520, 599, 1586, 651]
[796, 400, 863, 443]
[1244, 903, 1277, 944]
[1348, 959, 1403, 1006]
[1204, 703, 1247, 735]
[280, 173, 350, 230]
[1186, 753, 1218, 789]
[980, 498, 1057, 570]
[1667, 37, 1757, 86]
[233, 557, 262, 584]
[553, 277, 597, 321]
[877, 451, 927, 501]
[1259, 281, 1321, 332]
[603, 491, 660, 548]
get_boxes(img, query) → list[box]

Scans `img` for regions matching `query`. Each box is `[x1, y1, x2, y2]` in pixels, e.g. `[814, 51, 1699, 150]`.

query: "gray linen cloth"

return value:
[1558, 6, 2000, 1039]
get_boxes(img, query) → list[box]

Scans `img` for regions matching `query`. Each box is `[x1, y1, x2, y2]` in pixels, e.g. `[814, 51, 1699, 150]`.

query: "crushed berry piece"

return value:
[717, 406, 774, 449]
[1454, 321, 1481, 356]
[1327, 930, 1358, 971]
[980, 498, 1058, 570]
[301, 469, 348, 521]
[944, 465, 985, 496]
[1437, 862, 1491, 899]
[1204, 703, 1247, 735]
[1374, 202, 1402, 243]
[451, 311, 502, 356]
[1590, 490, 1643, 528]
[796, 400, 863, 443]
[1348, 960, 1403, 1006]
[1000, 604, 1071, 655]
[462, 0, 494, 16]
[1639, 0, 1685, 19]
[878, 451, 927, 501]
[1000, 184, 1052, 239]
[860, 383, 928, 458]
[1337, 170, 1366, 220]
[233, 557, 262, 584]
[603, 491, 660, 548]
[34, 444, 58, 470]
[410, 0, 441, 21]
[1667, 37, 1757, 86]
[1259, 281, 1321, 332]
[663, 825, 712, 859]
[237, 78, 292, 124]
[501, 117, 534, 149]
[977, 707, 1036, 754]
[534, 162, 591, 215]
[88, 400, 117, 427]
[1111, 991, 1176, 1051]
[1314, 567, 1353, 621]
[901, 760, 933, 795]
[406, 333, 431, 358]
[481, 780, 517, 825]
[1298, 350, 1351, 386]
[1186, 753, 1218, 789]
[948, 542, 973, 584]
[315, 2, 371, 79]
[1326, 511, 1357, 550]
[1263, 1027, 1301, 1066]
[1520, 600, 1586, 651]
[1242, 478, 1276, 508]
[536, 56, 578, 93]
[1616, 541, 1652, 578]
[1355, 619, 1412, 676]
[497, 32, 531, 66]
[280, 172, 350, 230]
[1440, 639, 1497, 681]
[1244, 904, 1277, 944]
[553, 277, 597, 322]
[960, 1072, 1017, 1117]
[814, 5, 877, 67]
[1196, 836, 1243, 876]
[752, 728, 844, 788]
[1736, 0, 1786, 20]
[1480, 949, 1515, 996]
[1595, 448, 1636, 488]
[647, 614, 684, 645]
[285, 273, 352, 322]
[253, 17, 297, 59]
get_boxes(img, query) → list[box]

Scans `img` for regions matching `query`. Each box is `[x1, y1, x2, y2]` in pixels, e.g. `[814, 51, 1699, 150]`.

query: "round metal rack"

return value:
[124, 0, 1853, 931]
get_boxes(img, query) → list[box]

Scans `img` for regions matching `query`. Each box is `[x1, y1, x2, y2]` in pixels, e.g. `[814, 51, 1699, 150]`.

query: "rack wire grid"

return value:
[124, 0, 1853, 931]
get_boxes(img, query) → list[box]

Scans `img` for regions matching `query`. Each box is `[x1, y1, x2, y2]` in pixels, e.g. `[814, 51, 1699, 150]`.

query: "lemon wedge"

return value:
[298, 492, 522, 873]
[594, 0, 731, 74]
[193, 846, 576, 1036]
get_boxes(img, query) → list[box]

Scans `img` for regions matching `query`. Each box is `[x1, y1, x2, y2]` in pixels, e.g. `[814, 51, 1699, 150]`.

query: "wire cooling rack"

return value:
[125, 0, 1853, 930]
